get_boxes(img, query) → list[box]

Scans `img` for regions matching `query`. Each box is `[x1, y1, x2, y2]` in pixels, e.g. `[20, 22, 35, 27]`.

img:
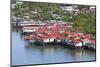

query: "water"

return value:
[12, 30, 96, 66]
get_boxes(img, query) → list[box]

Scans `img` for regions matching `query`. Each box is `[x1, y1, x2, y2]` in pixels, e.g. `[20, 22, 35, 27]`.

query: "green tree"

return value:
[73, 13, 96, 34]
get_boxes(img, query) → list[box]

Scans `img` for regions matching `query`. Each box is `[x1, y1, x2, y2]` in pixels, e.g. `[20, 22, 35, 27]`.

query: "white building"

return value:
[89, 6, 96, 12]
[12, 4, 16, 9]
[16, 1, 23, 5]
[22, 26, 39, 33]
[60, 6, 74, 12]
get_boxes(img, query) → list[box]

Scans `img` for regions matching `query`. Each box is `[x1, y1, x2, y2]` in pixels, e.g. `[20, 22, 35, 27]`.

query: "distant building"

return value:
[16, 1, 23, 4]
[11, 0, 23, 9]
[52, 14, 62, 20]
[60, 5, 78, 13]
[73, 8, 80, 15]
[89, 6, 96, 13]
[60, 6, 74, 12]
[22, 26, 39, 33]
[30, 10, 38, 14]
[12, 4, 16, 9]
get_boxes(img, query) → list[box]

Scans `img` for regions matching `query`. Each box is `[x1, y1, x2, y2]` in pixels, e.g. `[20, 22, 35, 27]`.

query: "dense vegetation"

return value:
[73, 13, 96, 34]
[12, 2, 73, 21]
[12, 1, 96, 34]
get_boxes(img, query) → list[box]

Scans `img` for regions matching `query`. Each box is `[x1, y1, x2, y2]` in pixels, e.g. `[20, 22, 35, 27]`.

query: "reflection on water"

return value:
[12, 30, 96, 66]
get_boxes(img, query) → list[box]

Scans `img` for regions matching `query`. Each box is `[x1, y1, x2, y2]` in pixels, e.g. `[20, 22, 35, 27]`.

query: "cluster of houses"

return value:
[60, 4, 95, 16]
[11, 1, 96, 50]
[15, 20, 96, 51]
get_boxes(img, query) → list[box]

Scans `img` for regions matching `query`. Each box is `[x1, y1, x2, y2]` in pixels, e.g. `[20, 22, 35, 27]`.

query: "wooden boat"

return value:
[83, 39, 96, 50]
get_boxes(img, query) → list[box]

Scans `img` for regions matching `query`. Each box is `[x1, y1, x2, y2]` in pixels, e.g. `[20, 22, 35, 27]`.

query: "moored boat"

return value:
[82, 39, 96, 51]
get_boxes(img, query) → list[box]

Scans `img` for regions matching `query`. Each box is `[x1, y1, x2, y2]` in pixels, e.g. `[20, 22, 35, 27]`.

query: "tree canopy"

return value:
[73, 13, 96, 34]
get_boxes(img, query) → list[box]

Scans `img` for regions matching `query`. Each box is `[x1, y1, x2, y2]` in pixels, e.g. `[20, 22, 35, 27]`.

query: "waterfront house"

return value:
[22, 26, 39, 33]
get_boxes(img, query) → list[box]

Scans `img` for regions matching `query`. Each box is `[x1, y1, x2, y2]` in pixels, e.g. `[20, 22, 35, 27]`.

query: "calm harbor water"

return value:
[12, 30, 96, 66]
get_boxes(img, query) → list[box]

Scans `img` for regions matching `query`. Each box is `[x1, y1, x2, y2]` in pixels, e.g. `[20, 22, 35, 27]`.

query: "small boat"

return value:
[83, 39, 96, 50]
[64, 39, 82, 49]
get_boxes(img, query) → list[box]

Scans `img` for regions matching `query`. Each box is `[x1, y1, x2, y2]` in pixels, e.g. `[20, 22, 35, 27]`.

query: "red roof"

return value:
[48, 34, 56, 39]
[65, 31, 73, 35]
[66, 36, 73, 40]
[90, 40, 96, 44]
[73, 33, 80, 37]
[73, 40, 80, 43]
[38, 26, 47, 33]
[84, 34, 93, 39]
